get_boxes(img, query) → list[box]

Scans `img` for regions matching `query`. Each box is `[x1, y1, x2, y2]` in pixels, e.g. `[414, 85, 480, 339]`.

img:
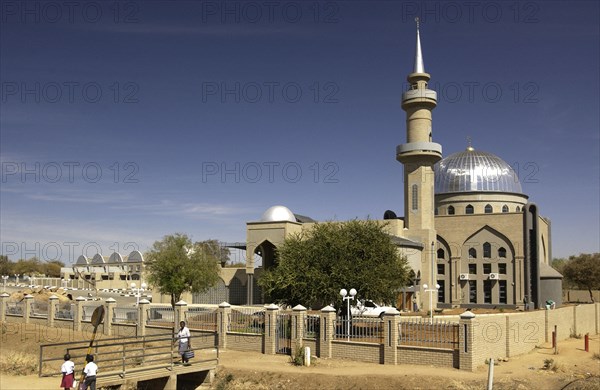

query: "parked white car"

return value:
[350, 300, 396, 319]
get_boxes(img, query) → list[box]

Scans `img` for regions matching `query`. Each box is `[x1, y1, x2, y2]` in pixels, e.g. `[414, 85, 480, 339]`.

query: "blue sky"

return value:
[1, 0, 598, 264]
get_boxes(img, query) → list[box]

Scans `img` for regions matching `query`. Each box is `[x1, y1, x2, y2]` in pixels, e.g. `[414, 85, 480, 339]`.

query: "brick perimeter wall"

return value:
[506, 311, 545, 357]
[331, 341, 382, 364]
[547, 308, 576, 342]
[3, 301, 599, 371]
[575, 304, 597, 336]
[303, 339, 317, 356]
[397, 345, 457, 367]
[227, 333, 263, 353]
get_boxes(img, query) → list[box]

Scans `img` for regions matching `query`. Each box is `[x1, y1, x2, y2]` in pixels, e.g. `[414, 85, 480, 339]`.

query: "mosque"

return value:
[233, 22, 563, 312]
[63, 23, 563, 311]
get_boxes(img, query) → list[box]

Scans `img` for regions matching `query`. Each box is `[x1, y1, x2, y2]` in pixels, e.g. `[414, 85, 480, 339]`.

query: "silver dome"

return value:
[260, 205, 296, 222]
[434, 147, 522, 194]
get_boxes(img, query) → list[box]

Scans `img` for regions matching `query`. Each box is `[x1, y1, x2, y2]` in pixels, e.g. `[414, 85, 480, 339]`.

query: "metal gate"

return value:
[275, 313, 292, 355]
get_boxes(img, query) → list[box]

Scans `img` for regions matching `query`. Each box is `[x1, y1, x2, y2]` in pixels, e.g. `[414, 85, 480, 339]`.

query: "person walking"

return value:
[177, 321, 192, 364]
[82, 354, 97, 390]
[60, 353, 75, 390]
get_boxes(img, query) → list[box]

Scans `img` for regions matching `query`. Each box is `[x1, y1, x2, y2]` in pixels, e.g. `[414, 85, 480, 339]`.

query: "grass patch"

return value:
[214, 372, 235, 390]
[0, 351, 38, 375]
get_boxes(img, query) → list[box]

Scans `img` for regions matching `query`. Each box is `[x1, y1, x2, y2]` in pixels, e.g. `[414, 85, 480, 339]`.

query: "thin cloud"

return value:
[115, 199, 255, 219]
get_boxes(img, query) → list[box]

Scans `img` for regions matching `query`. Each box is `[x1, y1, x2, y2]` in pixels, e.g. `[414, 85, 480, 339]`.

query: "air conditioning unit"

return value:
[459, 273, 469, 281]
[489, 273, 499, 280]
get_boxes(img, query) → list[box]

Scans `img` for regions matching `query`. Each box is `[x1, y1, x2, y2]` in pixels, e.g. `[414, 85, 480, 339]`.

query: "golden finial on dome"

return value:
[466, 136, 474, 151]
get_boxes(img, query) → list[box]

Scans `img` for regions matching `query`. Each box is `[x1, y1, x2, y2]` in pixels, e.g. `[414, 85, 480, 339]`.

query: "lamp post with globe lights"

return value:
[340, 288, 357, 341]
[14, 274, 20, 285]
[131, 282, 147, 306]
[422, 283, 440, 324]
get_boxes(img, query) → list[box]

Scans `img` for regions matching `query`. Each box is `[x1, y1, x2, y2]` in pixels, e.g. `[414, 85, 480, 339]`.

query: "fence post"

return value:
[291, 305, 307, 357]
[573, 305, 578, 337]
[217, 302, 231, 350]
[459, 311, 476, 371]
[138, 299, 150, 337]
[48, 295, 59, 328]
[104, 298, 116, 336]
[73, 296, 86, 332]
[383, 309, 400, 365]
[594, 302, 600, 334]
[319, 305, 336, 359]
[23, 294, 34, 324]
[0, 293, 9, 322]
[264, 303, 279, 355]
[175, 300, 188, 329]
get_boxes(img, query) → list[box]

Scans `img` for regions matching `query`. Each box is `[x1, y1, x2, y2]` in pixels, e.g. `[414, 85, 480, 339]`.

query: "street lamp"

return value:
[1, 275, 8, 291]
[422, 283, 440, 324]
[131, 282, 147, 306]
[340, 288, 357, 341]
[14, 274, 20, 285]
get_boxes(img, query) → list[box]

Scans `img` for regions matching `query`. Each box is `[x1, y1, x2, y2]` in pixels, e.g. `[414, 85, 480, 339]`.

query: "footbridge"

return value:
[39, 333, 218, 389]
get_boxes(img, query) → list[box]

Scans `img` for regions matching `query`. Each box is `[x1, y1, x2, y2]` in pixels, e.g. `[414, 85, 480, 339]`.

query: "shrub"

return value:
[543, 358, 561, 372]
[290, 343, 305, 366]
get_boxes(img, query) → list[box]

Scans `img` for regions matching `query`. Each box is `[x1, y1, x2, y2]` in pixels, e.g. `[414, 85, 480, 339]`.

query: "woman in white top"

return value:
[60, 353, 75, 390]
[177, 321, 192, 364]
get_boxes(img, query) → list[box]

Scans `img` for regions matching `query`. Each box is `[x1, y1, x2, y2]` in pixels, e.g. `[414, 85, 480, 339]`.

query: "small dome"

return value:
[434, 147, 522, 194]
[260, 205, 296, 222]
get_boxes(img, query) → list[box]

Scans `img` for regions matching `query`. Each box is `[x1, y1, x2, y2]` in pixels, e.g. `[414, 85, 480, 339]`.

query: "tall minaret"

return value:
[397, 18, 442, 232]
[397, 19, 441, 311]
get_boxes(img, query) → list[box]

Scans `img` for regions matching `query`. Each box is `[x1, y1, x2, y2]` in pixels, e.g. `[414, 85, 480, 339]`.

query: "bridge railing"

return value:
[39, 332, 218, 378]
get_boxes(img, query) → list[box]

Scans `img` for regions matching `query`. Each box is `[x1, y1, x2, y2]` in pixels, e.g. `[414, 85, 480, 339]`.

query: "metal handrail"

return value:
[39, 333, 218, 378]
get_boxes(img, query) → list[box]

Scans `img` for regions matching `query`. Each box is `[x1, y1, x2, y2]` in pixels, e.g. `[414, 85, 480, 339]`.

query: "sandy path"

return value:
[1, 334, 598, 389]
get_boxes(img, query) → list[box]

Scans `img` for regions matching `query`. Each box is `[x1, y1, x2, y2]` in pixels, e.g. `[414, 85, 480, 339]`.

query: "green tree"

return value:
[0, 255, 14, 275]
[551, 257, 567, 273]
[13, 257, 43, 276]
[258, 220, 410, 309]
[145, 234, 221, 308]
[43, 260, 65, 277]
[551, 257, 576, 289]
[562, 253, 600, 302]
[198, 239, 230, 267]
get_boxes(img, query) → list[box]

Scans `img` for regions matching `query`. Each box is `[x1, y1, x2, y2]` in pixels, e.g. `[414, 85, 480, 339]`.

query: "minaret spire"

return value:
[414, 17, 425, 73]
[397, 20, 441, 229]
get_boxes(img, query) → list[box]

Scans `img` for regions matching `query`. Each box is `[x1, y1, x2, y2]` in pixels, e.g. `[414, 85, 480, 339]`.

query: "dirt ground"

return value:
[212, 338, 600, 390]
[0, 323, 598, 390]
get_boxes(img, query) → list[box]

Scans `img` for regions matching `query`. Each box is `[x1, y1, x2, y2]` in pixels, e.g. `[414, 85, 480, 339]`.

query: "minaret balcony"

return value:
[402, 89, 437, 102]
[396, 142, 443, 163]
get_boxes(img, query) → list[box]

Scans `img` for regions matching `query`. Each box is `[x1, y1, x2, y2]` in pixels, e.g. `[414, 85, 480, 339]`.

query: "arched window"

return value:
[483, 242, 491, 258]
[411, 184, 418, 211]
[516, 206, 521, 212]
[502, 205, 509, 213]
[498, 247, 507, 258]
[484, 204, 493, 213]
[448, 206, 455, 215]
[468, 248, 477, 259]
[437, 248, 445, 259]
[466, 204, 474, 214]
